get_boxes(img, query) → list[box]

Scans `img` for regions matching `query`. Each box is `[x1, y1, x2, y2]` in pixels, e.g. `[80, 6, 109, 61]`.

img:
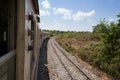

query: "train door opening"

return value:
[30, 20, 35, 77]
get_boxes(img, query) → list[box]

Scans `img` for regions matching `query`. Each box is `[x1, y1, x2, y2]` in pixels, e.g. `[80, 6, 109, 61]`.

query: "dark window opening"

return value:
[0, 0, 9, 56]
[31, 20, 35, 40]
[0, 0, 17, 57]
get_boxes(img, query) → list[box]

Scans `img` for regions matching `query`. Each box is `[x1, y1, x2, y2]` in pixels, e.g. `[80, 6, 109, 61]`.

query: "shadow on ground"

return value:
[37, 38, 50, 80]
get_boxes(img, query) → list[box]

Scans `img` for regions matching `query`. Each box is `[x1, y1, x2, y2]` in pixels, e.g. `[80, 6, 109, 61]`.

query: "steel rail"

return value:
[53, 38, 91, 80]
[50, 39, 74, 80]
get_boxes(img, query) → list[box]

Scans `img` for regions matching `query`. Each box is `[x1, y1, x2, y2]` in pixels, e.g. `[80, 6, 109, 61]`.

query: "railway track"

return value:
[50, 39, 74, 80]
[48, 39, 72, 80]
[49, 38, 91, 80]
[52, 39, 91, 80]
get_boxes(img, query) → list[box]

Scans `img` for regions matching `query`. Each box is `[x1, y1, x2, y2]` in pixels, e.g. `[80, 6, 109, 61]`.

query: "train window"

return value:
[0, 0, 16, 57]
[0, 0, 9, 56]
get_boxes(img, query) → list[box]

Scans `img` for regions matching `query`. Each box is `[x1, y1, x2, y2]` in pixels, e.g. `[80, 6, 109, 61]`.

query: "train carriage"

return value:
[0, 0, 48, 80]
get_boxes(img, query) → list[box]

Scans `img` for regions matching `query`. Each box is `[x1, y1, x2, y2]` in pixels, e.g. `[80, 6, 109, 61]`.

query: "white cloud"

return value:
[41, 0, 50, 9]
[39, 20, 94, 31]
[54, 8, 95, 21]
[108, 18, 114, 22]
[72, 10, 95, 20]
[40, 10, 51, 16]
[54, 8, 72, 19]
[40, 21, 65, 31]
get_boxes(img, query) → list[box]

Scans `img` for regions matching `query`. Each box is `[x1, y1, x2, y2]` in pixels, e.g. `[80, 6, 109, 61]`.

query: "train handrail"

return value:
[0, 50, 15, 66]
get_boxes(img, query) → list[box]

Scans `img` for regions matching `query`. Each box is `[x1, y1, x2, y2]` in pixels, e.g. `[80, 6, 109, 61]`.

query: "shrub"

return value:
[93, 14, 120, 79]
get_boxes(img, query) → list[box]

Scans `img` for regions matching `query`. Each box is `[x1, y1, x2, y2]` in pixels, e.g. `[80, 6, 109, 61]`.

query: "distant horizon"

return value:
[41, 28, 93, 32]
[39, 0, 120, 31]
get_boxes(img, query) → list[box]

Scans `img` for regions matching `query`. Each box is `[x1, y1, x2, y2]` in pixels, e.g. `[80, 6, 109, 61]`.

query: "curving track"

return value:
[47, 38, 101, 80]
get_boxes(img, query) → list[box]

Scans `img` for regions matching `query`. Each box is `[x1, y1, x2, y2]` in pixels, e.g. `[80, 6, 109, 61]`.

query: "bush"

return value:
[93, 14, 120, 79]
[79, 42, 101, 65]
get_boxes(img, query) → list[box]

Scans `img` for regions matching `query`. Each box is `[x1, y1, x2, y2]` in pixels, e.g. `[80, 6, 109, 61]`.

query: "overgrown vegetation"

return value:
[92, 14, 120, 79]
[44, 14, 120, 79]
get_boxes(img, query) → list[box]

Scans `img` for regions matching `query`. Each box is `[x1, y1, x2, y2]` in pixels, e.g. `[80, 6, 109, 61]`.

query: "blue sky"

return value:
[38, 0, 120, 31]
